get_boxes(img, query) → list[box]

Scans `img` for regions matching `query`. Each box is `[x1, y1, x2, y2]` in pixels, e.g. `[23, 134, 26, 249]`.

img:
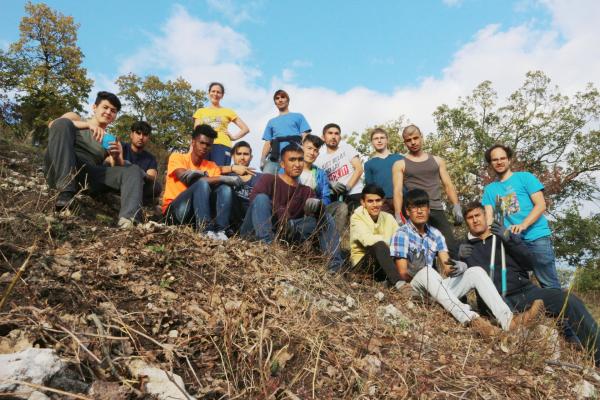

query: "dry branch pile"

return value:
[0, 139, 598, 399]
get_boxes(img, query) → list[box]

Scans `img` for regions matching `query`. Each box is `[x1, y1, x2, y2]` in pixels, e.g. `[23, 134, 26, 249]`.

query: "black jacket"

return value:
[462, 232, 534, 296]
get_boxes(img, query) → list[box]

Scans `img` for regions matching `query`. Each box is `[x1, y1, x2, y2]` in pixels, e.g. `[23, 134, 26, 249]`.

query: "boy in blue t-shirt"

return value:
[482, 144, 560, 289]
[260, 89, 311, 174]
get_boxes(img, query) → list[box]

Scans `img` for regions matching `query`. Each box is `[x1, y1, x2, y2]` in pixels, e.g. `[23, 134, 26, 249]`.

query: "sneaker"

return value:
[205, 230, 218, 240]
[55, 191, 75, 212]
[117, 217, 135, 229]
[470, 317, 501, 337]
[214, 230, 228, 241]
[509, 299, 545, 330]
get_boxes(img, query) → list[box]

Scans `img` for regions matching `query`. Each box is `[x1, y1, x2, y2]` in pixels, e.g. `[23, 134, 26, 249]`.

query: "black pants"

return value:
[354, 241, 401, 285]
[428, 209, 458, 258]
[507, 284, 600, 365]
[142, 179, 163, 206]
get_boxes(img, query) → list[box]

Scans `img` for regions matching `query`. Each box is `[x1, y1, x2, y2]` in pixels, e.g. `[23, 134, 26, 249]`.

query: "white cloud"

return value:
[442, 0, 463, 7]
[205, 0, 264, 24]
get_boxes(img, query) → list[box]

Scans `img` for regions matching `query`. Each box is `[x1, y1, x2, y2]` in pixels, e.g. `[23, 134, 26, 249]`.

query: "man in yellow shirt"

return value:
[350, 184, 401, 285]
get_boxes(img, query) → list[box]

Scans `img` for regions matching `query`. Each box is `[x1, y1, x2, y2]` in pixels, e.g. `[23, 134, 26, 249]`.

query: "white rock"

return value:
[128, 359, 195, 399]
[345, 295, 356, 309]
[168, 330, 179, 338]
[574, 379, 596, 399]
[360, 355, 381, 375]
[70, 271, 82, 281]
[28, 391, 51, 400]
[536, 325, 561, 361]
[0, 348, 64, 396]
[376, 304, 411, 328]
[374, 292, 385, 302]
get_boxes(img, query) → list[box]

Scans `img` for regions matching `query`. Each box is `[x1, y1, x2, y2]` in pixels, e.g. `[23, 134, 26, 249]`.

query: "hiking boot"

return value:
[117, 217, 135, 229]
[470, 316, 501, 337]
[55, 191, 75, 212]
[509, 299, 545, 330]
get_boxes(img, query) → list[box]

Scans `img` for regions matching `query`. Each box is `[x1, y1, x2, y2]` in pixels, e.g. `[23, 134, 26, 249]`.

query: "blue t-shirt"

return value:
[122, 143, 158, 173]
[482, 171, 551, 241]
[262, 112, 311, 151]
[364, 153, 404, 198]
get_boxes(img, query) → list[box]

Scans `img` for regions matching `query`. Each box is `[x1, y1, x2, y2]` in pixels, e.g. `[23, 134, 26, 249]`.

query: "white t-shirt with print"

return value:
[314, 142, 364, 195]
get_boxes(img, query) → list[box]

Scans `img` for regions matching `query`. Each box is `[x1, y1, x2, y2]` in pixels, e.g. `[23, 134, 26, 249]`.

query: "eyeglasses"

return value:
[406, 204, 429, 212]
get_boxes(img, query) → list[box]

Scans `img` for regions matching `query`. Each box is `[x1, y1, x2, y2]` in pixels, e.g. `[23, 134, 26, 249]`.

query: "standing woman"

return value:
[193, 82, 250, 165]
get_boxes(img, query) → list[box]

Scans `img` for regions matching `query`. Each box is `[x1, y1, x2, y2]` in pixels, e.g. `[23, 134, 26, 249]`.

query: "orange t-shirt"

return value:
[162, 153, 221, 214]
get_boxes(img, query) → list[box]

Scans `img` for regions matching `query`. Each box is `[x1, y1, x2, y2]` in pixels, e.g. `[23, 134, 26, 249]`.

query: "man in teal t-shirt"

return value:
[481, 144, 560, 289]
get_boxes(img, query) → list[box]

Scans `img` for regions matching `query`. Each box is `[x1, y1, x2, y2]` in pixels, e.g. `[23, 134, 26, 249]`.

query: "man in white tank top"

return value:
[391, 125, 463, 257]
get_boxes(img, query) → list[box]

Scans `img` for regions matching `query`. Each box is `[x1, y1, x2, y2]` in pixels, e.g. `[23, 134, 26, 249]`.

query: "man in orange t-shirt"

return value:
[163, 124, 243, 240]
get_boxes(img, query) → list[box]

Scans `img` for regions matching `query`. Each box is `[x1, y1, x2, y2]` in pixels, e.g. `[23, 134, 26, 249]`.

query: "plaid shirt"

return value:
[389, 221, 448, 267]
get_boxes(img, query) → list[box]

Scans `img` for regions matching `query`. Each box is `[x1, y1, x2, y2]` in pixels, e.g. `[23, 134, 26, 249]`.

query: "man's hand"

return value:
[107, 139, 124, 166]
[304, 198, 322, 215]
[219, 175, 243, 188]
[445, 259, 468, 277]
[330, 181, 348, 196]
[458, 243, 473, 260]
[179, 170, 207, 186]
[88, 120, 106, 142]
[407, 249, 427, 278]
[452, 204, 464, 225]
[509, 223, 527, 234]
[260, 157, 268, 171]
[491, 221, 512, 242]
[231, 165, 256, 176]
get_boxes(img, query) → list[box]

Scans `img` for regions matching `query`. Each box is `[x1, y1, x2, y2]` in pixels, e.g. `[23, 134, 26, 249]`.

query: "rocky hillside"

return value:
[0, 138, 598, 399]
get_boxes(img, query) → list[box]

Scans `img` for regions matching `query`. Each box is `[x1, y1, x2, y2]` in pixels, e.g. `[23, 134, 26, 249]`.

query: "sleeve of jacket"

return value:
[316, 168, 332, 205]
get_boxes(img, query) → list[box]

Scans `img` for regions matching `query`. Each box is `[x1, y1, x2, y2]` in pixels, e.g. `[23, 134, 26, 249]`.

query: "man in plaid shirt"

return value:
[389, 189, 543, 336]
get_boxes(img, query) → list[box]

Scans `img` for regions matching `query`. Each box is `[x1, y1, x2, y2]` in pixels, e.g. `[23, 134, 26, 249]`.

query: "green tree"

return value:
[0, 2, 92, 142]
[113, 73, 206, 151]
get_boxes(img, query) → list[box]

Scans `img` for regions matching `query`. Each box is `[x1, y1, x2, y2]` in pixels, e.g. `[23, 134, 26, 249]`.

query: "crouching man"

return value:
[241, 144, 344, 272]
[389, 189, 543, 336]
[462, 202, 600, 365]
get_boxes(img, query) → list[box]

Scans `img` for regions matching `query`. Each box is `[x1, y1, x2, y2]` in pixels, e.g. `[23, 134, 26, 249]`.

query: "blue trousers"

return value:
[525, 236, 561, 289]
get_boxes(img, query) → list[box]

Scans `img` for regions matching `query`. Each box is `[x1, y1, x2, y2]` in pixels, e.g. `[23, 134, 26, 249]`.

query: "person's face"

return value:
[274, 94, 289, 111]
[323, 127, 341, 149]
[280, 150, 304, 178]
[489, 148, 511, 175]
[403, 132, 422, 153]
[465, 207, 488, 236]
[209, 85, 224, 105]
[371, 133, 388, 152]
[232, 146, 252, 167]
[302, 141, 320, 164]
[406, 202, 430, 225]
[130, 130, 149, 149]
[92, 100, 118, 126]
[361, 193, 383, 219]
[191, 134, 213, 158]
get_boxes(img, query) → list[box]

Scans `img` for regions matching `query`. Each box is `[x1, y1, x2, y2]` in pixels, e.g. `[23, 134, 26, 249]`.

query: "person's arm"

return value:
[392, 160, 405, 221]
[105, 139, 125, 167]
[48, 112, 81, 128]
[394, 258, 411, 282]
[346, 156, 363, 189]
[261, 141, 271, 163]
[228, 117, 250, 140]
[350, 215, 385, 247]
[511, 191, 546, 234]
[49, 113, 106, 142]
[220, 164, 256, 176]
[436, 250, 452, 277]
[436, 156, 459, 205]
[484, 205, 495, 226]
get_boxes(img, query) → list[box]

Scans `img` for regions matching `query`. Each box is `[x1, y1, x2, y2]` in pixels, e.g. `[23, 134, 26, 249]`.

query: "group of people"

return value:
[43, 85, 600, 366]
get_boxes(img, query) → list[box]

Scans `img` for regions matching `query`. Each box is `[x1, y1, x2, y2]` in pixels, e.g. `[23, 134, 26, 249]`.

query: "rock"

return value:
[358, 354, 381, 375]
[88, 380, 130, 399]
[28, 392, 50, 400]
[536, 325, 561, 361]
[374, 292, 385, 302]
[376, 304, 411, 328]
[0, 348, 64, 397]
[0, 329, 32, 354]
[574, 379, 596, 399]
[70, 271, 82, 281]
[168, 330, 179, 338]
[345, 295, 356, 309]
[128, 359, 195, 399]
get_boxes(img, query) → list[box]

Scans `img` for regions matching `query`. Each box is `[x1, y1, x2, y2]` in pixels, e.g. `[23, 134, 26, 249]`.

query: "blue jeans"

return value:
[240, 194, 344, 271]
[165, 179, 232, 231]
[524, 236, 561, 289]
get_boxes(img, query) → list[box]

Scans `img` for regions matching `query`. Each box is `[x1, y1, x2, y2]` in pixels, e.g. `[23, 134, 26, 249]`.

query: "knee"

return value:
[216, 183, 232, 197]
[254, 193, 270, 206]
[123, 165, 144, 182]
[372, 241, 389, 250]
[464, 266, 486, 277]
[50, 118, 75, 132]
[191, 178, 210, 192]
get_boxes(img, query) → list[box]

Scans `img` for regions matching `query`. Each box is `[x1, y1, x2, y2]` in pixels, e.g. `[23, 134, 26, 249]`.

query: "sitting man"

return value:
[350, 184, 401, 284]
[462, 202, 600, 365]
[162, 124, 241, 240]
[45, 91, 144, 228]
[389, 189, 543, 336]
[241, 144, 344, 272]
[228, 141, 262, 232]
[121, 121, 162, 205]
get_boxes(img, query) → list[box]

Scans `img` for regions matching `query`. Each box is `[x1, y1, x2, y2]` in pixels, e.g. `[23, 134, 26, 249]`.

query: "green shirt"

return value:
[74, 129, 106, 166]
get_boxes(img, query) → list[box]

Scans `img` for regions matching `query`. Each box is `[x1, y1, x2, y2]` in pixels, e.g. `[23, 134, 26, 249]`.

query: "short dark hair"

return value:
[280, 143, 303, 159]
[130, 121, 152, 136]
[232, 140, 252, 154]
[361, 184, 385, 199]
[370, 127, 388, 140]
[209, 82, 225, 94]
[402, 124, 421, 138]
[405, 189, 430, 209]
[322, 123, 341, 134]
[464, 201, 485, 217]
[193, 124, 217, 140]
[95, 91, 121, 112]
[484, 144, 513, 164]
[303, 134, 324, 148]
[273, 89, 289, 101]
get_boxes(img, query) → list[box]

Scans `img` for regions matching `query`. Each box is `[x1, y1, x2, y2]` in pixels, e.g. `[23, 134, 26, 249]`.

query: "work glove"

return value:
[491, 221, 511, 243]
[457, 243, 473, 260]
[452, 204, 464, 225]
[445, 258, 468, 277]
[303, 198, 322, 215]
[330, 181, 348, 196]
[179, 170, 207, 186]
[407, 248, 427, 278]
[219, 175, 243, 188]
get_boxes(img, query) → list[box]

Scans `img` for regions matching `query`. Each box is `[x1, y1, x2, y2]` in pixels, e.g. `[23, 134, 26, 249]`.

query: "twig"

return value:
[461, 337, 473, 372]
[6, 380, 93, 400]
[0, 242, 36, 310]
[57, 325, 102, 364]
[312, 339, 324, 399]
[185, 355, 202, 388]
[544, 359, 585, 371]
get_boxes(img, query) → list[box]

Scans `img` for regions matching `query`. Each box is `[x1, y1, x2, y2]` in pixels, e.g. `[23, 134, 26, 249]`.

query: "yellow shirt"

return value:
[350, 206, 399, 266]
[192, 107, 238, 148]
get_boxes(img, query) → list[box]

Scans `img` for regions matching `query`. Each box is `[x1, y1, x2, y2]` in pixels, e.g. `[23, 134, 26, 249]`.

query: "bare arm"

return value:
[227, 117, 250, 140]
[484, 205, 494, 226]
[261, 141, 271, 161]
[220, 164, 256, 176]
[393, 258, 412, 282]
[392, 160, 405, 221]
[511, 191, 546, 234]
[436, 251, 452, 277]
[346, 156, 363, 189]
[436, 156, 459, 205]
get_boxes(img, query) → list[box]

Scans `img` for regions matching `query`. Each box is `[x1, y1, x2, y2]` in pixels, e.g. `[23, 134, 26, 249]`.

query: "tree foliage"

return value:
[0, 2, 92, 142]
[113, 73, 206, 151]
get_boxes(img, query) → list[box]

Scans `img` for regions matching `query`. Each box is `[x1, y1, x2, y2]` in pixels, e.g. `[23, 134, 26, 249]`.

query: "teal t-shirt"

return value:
[364, 153, 404, 198]
[482, 171, 551, 241]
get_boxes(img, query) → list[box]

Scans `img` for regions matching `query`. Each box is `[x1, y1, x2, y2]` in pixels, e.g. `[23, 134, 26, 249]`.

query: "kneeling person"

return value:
[389, 189, 542, 336]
